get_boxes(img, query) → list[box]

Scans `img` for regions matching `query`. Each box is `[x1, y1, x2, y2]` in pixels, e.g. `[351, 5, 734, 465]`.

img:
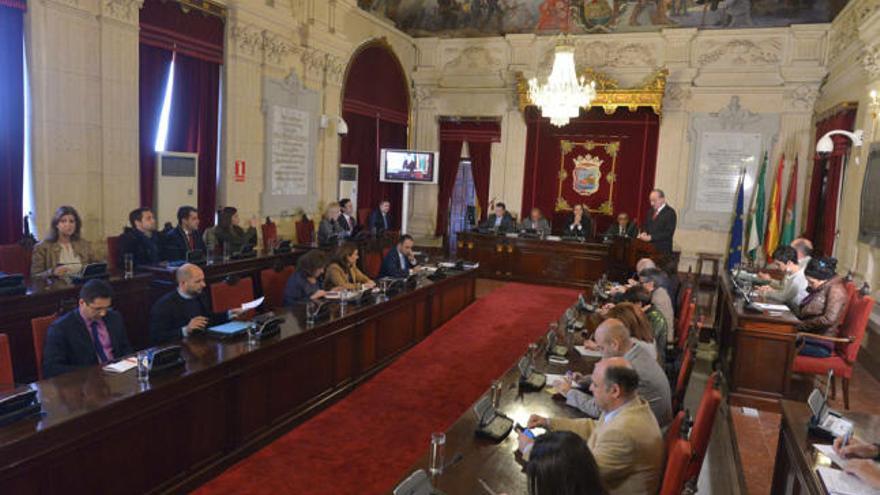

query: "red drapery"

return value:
[521, 107, 659, 233]
[166, 53, 221, 228]
[140, 0, 224, 64]
[340, 44, 409, 226]
[436, 121, 500, 236]
[0, 2, 25, 244]
[805, 107, 857, 256]
[138, 45, 173, 209]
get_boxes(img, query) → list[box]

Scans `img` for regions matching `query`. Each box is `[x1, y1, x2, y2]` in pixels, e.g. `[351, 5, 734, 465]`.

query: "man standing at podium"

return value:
[638, 189, 676, 254]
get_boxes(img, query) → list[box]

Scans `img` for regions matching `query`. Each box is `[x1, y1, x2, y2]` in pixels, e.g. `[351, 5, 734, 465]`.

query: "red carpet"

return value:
[195, 282, 580, 495]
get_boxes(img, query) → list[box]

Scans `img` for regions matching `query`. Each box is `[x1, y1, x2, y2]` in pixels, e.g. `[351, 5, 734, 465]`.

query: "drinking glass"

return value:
[123, 254, 134, 279]
[340, 289, 350, 309]
[306, 301, 319, 324]
[429, 432, 446, 476]
[247, 323, 259, 346]
[490, 380, 503, 408]
[222, 242, 230, 262]
[136, 350, 153, 382]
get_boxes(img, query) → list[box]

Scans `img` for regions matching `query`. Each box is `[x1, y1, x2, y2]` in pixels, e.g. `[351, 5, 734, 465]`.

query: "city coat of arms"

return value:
[572, 154, 603, 196]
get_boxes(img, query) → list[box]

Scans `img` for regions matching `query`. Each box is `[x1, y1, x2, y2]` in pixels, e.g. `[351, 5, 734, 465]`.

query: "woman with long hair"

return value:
[31, 206, 96, 277]
[525, 431, 607, 495]
[324, 243, 375, 290]
[213, 207, 257, 254]
[317, 203, 344, 247]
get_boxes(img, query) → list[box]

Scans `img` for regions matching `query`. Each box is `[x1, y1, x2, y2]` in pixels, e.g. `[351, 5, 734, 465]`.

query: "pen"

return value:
[842, 429, 852, 448]
[477, 478, 498, 495]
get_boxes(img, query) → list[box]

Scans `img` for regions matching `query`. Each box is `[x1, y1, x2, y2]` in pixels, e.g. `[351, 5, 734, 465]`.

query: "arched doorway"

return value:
[340, 41, 409, 230]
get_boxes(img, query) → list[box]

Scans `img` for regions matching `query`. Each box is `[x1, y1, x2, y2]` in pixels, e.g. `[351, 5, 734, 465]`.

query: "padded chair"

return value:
[0, 243, 31, 277]
[792, 290, 874, 410]
[676, 286, 694, 348]
[660, 438, 694, 495]
[686, 371, 723, 480]
[673, 346, 696, 413]
[363, 250, 383, 279]
[0, 334, 13, 388]
[106, 235, 121, 271]
[664, 410, 688, 457]
[260, 267, 295, 309]
[32, 314, 58, 380]
[261, 221, 278, 253]
[358, 207, 372, 227]
[210, 276, 256, 316]
[295, 219, 315, 246]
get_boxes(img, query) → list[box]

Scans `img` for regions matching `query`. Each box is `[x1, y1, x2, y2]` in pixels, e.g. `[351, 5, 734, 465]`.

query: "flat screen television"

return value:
[380, 149, 439, 184]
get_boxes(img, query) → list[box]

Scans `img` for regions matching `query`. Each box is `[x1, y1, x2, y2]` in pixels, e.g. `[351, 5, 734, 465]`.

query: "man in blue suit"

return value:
[42, 279, 133, 379]
[160, 205, 206, 261]
[379, 234, 418, 278]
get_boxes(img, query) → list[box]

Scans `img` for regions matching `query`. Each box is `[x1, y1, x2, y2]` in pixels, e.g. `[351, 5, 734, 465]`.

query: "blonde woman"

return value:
[317, 202, 344, 247]
[31, 206, 96, 277]
[325, 243, 376, 291]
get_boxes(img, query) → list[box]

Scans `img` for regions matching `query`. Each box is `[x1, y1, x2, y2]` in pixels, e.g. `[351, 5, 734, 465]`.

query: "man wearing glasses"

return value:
[42, 279, 132, 379]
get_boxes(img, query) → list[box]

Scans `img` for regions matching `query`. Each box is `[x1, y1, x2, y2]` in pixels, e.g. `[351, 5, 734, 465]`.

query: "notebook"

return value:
[207, 321, 252, 338]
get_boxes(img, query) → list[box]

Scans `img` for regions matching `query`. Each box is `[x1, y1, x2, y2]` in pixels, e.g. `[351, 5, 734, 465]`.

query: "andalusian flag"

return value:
[764, 155, 785, 258]
[747, 151, 768, 259]
[780, 156, 798, 246]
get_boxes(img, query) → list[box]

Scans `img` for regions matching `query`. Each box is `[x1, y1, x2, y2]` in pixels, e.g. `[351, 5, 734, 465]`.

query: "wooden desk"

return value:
[141, 250, 305, 292]
[392, 325, 599, 494]
[0, 269, 476, 494]
[456, 232, 610, 289]
[771, 400, 880, 495]
[715, 271, 800, 411]
[0, 274, 153, 384]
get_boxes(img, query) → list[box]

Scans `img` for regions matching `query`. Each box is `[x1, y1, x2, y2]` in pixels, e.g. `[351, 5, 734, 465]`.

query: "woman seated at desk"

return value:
[284, 250, 331, 305]
[318, 203, 345, 247]
[31, 205, 97, 277]
[324, 243, 376, 291]
[562, 204, 593, 239]
[795, 256, 848, 358]
[213, 207, 257, 255]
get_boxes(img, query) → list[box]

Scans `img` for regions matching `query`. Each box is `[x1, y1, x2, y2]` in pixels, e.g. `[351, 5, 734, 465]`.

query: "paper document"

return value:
[241, 296, 265, 311]
[544, 373, 568, 386]
[814, 444, 850, 469]
[752, 302, 791, 312]
[817, 466, 880, 495]
[103, 357, 138, 373]
[575, 346, 603, 358]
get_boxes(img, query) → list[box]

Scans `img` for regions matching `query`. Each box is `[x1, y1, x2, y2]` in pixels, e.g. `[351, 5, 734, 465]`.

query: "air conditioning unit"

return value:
[338, 163, 358, 212]
[155, 152, 198, 226]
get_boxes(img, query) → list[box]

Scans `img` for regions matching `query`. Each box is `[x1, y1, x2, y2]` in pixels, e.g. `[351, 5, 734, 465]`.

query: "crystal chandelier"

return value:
[528, 44, 596, 127]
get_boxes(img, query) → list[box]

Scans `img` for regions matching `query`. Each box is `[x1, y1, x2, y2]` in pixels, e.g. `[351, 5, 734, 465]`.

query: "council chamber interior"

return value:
[1, 0, 880, 494]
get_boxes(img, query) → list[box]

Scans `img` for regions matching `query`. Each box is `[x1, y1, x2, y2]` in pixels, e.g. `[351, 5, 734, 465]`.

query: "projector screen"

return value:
[379, 149, 439, 184]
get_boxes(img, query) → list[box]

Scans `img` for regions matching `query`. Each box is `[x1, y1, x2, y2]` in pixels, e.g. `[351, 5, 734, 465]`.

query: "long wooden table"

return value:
[456, 232, 610, 289]
[0, 269, 477, 494]
[715, 271, 801, 411]
[392, 310, 599, 494]
[771, 400, 880, 495]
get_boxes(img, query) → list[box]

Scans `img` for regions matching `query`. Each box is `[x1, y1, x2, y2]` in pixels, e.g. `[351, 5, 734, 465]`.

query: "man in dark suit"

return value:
[368, 200, 393, 235]
[149, 263, 242, 345]
[379, 234, 418, 278]
[42, 279, 133, 378]
[160, 206, 206, 261]
[119, 207, 160, 268]
[603, 212, 639, 240]
[337, 198, 358, 234]
[639, 189, 676, 254]
[481, 202, 516, 233]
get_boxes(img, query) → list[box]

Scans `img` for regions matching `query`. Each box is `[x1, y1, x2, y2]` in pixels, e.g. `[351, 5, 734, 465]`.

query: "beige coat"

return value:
[31, 239, 95, 277]
[551, 397, 665, 495]
[323, 262, 372, 290]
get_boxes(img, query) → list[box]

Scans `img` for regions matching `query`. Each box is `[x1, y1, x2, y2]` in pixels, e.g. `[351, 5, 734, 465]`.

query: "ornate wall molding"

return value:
[444, 46, 502, 72]
[696, 38, 782, 67]
[709, 95, 761, 130]
[663, 83, 691, 112]
[231, 22, 264, 57]
[829, 0, 880, 60]
[574, 41, 657, 69]
[263, 31, 298, 64]
[861, 43, 880, 80]
[103, 0, 142, 24]
[784, 84, 820, 112]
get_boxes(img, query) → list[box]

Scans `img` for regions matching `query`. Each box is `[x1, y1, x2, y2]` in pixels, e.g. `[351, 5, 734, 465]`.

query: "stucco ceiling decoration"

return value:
[516, 67, 668, 116]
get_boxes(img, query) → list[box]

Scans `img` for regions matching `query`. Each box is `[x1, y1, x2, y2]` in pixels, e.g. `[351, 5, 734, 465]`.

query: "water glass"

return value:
[305, 301, 319, 324]
[222, 242, 230, 262]
[123, 253, 134, 279]
[429, 432, 446, 476]
[136, 350, 153, 382]
[340, 289, 350, 309]
[247, 323, 259, 346]
[490, 380, 503, 408]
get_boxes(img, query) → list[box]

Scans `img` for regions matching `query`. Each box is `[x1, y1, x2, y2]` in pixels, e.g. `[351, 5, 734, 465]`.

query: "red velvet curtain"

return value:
[805, 108, 856, 256]
[469, 141, 493, 222]
[521, 107, 659, 233]
[166, 53, 221, 228]
[435, 139, 464, 236]
[138, 45, 173, 208]
[140, 0, 224, 64]
[0, 2, 25, 244]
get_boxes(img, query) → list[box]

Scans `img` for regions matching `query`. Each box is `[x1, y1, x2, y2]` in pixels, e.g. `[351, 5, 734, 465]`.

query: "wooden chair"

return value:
[686, 371, 723, 480]
[0, 243, 31, 276]
[363, 250, 383, 279]
[0, 334, 13, 388]
[295, 219, 315, 245]
[695, 252, 722, 286]
[31, 314, 58, 380]
[210, 276, 256, 316]
[106, 235, 122, 271]
[260, 267, 295, 309]
[792, 288, 874, 410]
[659, 438, 694, 495]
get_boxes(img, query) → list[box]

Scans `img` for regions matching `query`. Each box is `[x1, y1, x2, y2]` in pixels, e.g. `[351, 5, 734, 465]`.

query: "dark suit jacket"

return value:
[563, 214, 593, 238]
[481, 213, 516, 233]
[368, 210, 393, 234]
[379, 247, 414, 279]
[119, 227, 160, 267]
[643, 206, 677, 254]
[160, 226, 207, 261]
[42, 309, 133, 379]
[337, 213, 357, 233]
[149, 290, 229, 345]
[603, 221, 639, 239]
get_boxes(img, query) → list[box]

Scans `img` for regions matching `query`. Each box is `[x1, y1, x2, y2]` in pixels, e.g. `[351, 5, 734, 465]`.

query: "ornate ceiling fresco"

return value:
[357, 0, 848, 37]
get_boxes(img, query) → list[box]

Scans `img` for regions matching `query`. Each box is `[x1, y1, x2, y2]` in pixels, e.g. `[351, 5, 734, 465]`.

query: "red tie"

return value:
[187, 232, 194, 250]
[653, 210, 659, 220]
[348, 216, 354, 230]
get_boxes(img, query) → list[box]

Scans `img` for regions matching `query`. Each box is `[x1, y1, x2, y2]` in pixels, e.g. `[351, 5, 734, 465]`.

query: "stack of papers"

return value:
[815, 444, 850, 469]
[103, 357, 138, 373]
[241, 297, 264, 311]
[752, 302, 791, 312]
[575, 346, 603, 358]
[817, 467, 880, 495]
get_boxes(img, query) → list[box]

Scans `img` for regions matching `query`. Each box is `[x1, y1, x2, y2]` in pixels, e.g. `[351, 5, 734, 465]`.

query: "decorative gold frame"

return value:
[516, 67, 668, 115]
[556, 140, 620, 214]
